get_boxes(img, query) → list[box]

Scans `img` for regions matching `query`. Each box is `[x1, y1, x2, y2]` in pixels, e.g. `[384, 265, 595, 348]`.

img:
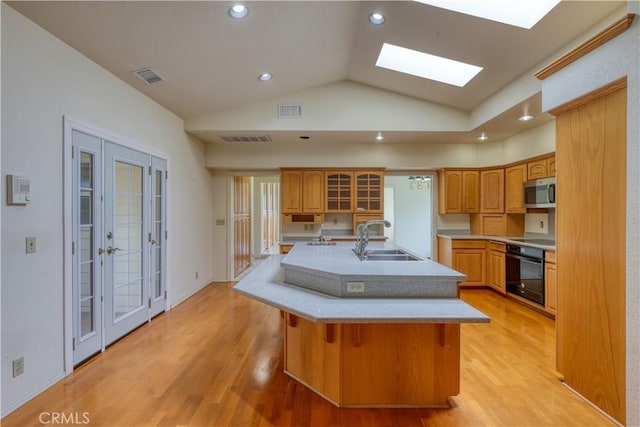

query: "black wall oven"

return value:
[505, 244, 545, 306]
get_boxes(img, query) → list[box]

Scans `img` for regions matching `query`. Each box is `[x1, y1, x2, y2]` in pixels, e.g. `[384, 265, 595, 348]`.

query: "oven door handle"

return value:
[506, 253, 543, 264]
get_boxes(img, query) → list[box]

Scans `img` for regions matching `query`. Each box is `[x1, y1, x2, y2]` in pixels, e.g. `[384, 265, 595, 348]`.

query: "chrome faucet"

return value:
[354, 220, 391, 258]
[319, 224, 326, 242]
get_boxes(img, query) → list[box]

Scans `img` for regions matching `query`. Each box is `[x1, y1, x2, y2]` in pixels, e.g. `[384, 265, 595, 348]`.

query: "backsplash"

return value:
[524, 211, 555, 238]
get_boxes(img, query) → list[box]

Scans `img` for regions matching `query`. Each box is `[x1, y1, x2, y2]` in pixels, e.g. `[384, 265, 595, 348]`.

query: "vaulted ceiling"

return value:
[8, 1, 625, 144]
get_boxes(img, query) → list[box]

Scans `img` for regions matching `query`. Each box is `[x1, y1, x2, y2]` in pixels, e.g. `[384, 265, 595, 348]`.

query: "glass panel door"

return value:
[150, 157, 167, 318]
[104, 143, 150, 344]
[72, 130, 103, 365]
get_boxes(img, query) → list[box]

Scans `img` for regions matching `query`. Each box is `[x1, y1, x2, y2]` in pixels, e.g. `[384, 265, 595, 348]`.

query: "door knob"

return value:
[106, 246, 122, 255]
[98, 248, 105, 256]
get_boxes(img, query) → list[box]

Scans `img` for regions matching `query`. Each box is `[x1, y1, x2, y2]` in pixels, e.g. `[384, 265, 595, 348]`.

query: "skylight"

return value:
[375, 43, 482, 87]
[413, 0, 561, 29]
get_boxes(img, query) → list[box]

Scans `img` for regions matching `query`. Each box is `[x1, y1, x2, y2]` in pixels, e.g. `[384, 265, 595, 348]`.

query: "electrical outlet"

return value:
[347, 281, 365, 293]
[195, 272, 199, 279]
[13, 357, 24, 377]
[539, 221, 544, 229]
[333, 218, 338, 225]
[25, 237, 36, 253]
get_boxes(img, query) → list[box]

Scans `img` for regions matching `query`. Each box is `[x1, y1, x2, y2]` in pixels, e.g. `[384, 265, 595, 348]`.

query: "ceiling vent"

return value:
[218, 135, 272, 143]
[278, 104, 303, 118]
[131, 67, 165, 85]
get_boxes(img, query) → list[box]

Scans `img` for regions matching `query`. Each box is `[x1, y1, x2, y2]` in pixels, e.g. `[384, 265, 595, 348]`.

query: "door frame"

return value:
[63, 116, 169, 374]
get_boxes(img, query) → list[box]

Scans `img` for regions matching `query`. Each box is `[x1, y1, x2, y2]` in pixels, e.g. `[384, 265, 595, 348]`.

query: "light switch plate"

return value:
[26, 237, 36, 253]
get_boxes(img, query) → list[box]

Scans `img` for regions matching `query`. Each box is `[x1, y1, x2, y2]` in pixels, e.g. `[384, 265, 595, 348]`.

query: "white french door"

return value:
[70, 125, 167, 365]
[150, 157, 167, 318]
[103, 143, 150, 344]
[72, 130, 104, 364]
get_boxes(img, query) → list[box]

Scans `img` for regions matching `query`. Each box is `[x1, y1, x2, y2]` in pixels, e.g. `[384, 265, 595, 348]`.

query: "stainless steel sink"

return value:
[364, 249, 407, 255]
[363, 253, 421, 261]
[354, 248, 421, 261]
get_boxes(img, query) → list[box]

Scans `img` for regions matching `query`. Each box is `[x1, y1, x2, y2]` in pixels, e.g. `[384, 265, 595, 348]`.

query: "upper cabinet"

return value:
[281, 169, 324, 214]
[480, 169, 504, 213]
[355, 170, 384, 213]
[281, 168, 384, 216]
[505, 164, 527, 214]
[438, 170, 479, 214]
[325, 171, 354, 213]
[527, 154, 556, 180]
[281, 170, 303, 213]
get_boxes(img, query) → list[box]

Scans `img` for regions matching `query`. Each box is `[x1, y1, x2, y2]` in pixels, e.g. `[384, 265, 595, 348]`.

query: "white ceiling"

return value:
[7, 1, 625, 144]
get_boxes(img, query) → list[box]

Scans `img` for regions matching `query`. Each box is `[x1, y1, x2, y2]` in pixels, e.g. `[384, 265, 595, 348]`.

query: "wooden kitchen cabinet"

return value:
[545, 250, 556, 315]
[445, 239, 486, 287]
[302, 170, 324, 213]
[325, 171, 353, 212]
[437, 170, 479, 214]
[487, 241, 506, 293]
[355, 170, 383, 212]
[280, 169, 324, 213]
[527, 154, 556, 180]
[546, 155, 556, 176]
[527, 159, 548, 180]
[505, 163, 527, 213]
[480, 168, 504, 213]
[281, 170, 303, 213]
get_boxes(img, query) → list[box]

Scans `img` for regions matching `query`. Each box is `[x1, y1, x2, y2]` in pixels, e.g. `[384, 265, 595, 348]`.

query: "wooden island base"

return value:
[282, 311, 461, 407]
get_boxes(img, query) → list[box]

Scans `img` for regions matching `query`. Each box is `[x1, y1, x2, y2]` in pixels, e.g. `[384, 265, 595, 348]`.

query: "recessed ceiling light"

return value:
[258, 73, 272, 81]
[413, 0, 561, 30]
[376, 43, 482, 87]
[518, 114, 534, 122]
[478, 132, 488, 141]
[229, 4, 249, 19]
[374, 132, 385, 141]
[369, 12, 385, 25]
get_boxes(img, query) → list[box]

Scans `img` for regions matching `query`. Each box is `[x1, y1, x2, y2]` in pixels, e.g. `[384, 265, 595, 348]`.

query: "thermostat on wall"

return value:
[6, 175, 31, 206]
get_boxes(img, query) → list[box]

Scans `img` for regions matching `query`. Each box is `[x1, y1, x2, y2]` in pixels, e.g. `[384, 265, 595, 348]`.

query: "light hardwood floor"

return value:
[2, 282, 615, 427]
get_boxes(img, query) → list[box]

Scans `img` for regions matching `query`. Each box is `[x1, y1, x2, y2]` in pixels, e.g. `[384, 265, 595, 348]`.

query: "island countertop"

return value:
[233, 254, 490, 324]
[281, 241, 466, 279]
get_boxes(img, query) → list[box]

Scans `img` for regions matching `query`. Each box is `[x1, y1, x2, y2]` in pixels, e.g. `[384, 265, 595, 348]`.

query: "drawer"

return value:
[489, 241, 506, 252]
[545, 250, 556, 264]
[452, 240, 486, 250]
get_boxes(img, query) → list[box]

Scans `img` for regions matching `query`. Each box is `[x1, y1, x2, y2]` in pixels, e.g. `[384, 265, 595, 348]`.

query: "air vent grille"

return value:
[278, 104, 303, 118]
[218, 135, 272, 143]
[131, 67, 165, 84]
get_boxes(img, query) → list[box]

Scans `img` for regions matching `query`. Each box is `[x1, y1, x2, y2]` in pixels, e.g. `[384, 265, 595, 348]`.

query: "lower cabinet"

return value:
[487, 241, 506, 293]
[545, 250, 557, 315]
[438, 238, 486, 287]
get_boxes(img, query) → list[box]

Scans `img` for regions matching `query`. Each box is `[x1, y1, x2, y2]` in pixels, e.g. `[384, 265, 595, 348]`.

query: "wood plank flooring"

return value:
[2, 282, 616, 427]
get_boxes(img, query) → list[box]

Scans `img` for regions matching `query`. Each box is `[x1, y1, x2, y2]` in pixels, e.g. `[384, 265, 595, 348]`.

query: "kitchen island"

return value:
[233, 242, 489, 408]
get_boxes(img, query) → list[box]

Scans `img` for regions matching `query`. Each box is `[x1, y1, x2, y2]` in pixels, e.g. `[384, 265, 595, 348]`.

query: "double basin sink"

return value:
[307, 241, 420, 261]
[354, 248, 421, 262]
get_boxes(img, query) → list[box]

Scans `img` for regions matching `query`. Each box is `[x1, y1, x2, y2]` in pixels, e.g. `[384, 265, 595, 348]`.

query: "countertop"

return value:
[282, 242, 464, 279]
[437, 231, 556, 250]
[232, 254, 490, 324]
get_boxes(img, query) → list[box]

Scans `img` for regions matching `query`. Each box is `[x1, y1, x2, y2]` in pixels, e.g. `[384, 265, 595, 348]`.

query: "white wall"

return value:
[1, 4, 215, 415]
[540, 2, 640, 425]
[384, 175, 433, 259]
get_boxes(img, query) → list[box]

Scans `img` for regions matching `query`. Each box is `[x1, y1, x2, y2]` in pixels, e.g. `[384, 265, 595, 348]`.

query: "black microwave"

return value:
[524, 177, 556, 208]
